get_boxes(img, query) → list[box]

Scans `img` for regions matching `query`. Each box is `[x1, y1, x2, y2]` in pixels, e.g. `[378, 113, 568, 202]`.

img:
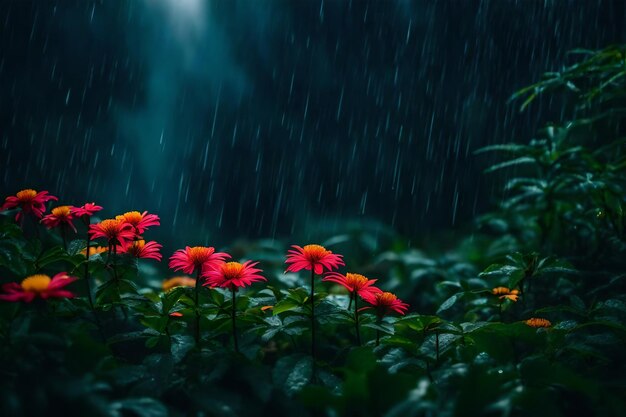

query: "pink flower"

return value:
[116, 211, 160, 235]
[203, 261, 266, 290]
[285, 244, 344, 275]
[1, 189, 58, 222]
[360, 291, 409, 316]
[89, 219, 136, 246]
[168, 246, 230, 275]
[71, 202, 103, 218]
[118, 239, 162, 261]
[41, 205, 77, 233]
[0, 272, 78, 302]
[323, 272, 382, 299]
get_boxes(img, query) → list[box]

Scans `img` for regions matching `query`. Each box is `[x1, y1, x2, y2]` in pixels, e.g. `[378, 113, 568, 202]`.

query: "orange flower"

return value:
[361, 291, 409, 316]
[81, 245, 108, 257]
[41, 205, 77, 233]
[115, 211, 160, 235]
[0, 272, 77, 302]
[169, 312, 184, 318]
[118, 239, 162, 261]
[168, 246, 230, 275]
[162, 276, 196, 291]
[323, 272, 382, 299]
[203, 260, 266, 290]
[285, 244, 344, 275]
[1, 189, 58, 222]
[89, 218, 135, 246]
[492, 287, 520, 302]
[525, 318, 552, 328]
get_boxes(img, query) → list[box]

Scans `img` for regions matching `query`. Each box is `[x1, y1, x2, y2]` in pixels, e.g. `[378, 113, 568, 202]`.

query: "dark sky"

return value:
[1, 0, 624, 249]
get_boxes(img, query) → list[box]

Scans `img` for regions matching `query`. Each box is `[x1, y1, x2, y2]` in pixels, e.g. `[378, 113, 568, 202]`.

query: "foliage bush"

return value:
[1, 46, 625, 417]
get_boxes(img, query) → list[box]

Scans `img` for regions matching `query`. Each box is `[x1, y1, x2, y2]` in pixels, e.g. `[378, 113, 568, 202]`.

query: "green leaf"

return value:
[145, 336, 160, 348]
[474, 143, 528, 155]
[170, 334, 194, 363]
[273, 354, 312, 396]
[437, 293, 463, 314]
[507, 269, 526, 289]
[484, 157, 537, 173]
[162, 286, 186, 313]
[110, 398, 167, 417]
[273, 298, 302, 315]
[36, 246, 67, 268]
[68, 239, 87, 256]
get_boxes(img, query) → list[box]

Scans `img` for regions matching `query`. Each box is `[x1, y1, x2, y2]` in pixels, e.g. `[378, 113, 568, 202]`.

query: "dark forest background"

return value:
[1, 0, 624, 250]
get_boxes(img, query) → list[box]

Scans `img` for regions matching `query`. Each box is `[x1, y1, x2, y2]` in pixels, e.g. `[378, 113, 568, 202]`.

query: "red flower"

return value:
[360, 291, 409, 316]
[116, 211, 160, 234]
[0, 272, 77, 302]
[323, 272, 382, 299]
[89, 218, 135, 246]
[285, 244, 344, 275]
[71, 202, 103, 218]
[1, 189, 58, 222]
[168, 246, 230, 275]
[118, 239, 162, 261]
[203, 261, 266, 290]
[41, 205, 77, 233]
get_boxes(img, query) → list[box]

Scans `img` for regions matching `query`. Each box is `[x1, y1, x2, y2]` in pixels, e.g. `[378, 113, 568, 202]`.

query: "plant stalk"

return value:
[354, 291, 361, 346]
[231, 286, 239, 353]
[310, 268, 317, 379]
[194, 268, 202, 347]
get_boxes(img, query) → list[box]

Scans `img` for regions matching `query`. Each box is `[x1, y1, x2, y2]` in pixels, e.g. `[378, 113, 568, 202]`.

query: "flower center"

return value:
[99, 219, 123, 236]
[376, 292, 397, 305]
[51, 205, 72, 218]
[21, 274, 51, 292]
[127, 240, 145, 256]
[118, 211, 143, 225]
[222, 262, 244, 280]
[303, 244, 330, 262]
[346, 273, 369, 289]
[16, 189, 37, 202]
[188, 246, 214, 265]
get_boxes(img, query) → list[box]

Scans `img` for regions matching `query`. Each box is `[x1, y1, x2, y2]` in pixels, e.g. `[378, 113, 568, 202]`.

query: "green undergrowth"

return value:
[1, 45, 626, 417]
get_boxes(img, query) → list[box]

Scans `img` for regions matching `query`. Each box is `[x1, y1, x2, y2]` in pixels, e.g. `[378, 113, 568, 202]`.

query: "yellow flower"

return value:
[81, 246, 108, 257]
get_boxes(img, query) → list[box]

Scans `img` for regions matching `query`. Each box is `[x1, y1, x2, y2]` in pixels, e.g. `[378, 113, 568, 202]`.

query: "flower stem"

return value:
[111, 244, 127, 320]
[310, 269, 316, 354]
[84, 228, 104, 341]
[375, 315, 382, 346]
[354, 291, 361, 346]
[231, 286, 239, 353]
[61, 224, 67, 251]
[194, 268, 202, 347]
[84, 231, 94, 310]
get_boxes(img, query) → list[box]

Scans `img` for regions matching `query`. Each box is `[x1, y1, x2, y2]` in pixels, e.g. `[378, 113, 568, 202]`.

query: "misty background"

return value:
[1, 0, 624, 253]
